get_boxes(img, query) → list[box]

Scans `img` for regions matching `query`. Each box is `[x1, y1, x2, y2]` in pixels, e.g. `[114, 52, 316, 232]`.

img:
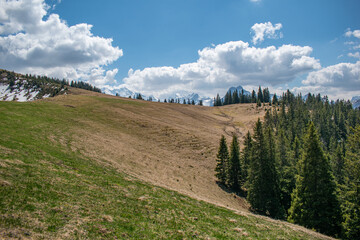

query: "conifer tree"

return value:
[272, 93, 278, 105]
[215, 135, 229, 185]
[258, 86, 263, 103]
[228, 135, 241, 192]
[288, 122, 341, 237]
[241, 131, 252, 187]
[233, 89, 240, 104]
[251, 90, 257, 103]
[342, 125, 360, 239]
[247, 119, 284, 219]
[276, 129, 295, 213]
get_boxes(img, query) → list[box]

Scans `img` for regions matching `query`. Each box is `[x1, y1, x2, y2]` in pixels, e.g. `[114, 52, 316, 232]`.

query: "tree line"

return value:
[123, 92, 204, 105]
[214, 86, 273, 106]
[0, 69, 102, 95]
[215, 89, 360, 239]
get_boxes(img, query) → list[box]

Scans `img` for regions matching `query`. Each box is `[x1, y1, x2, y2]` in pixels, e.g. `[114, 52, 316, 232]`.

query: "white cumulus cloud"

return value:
[302, 61, 360, 90]
[294, 61, 360, 99]
[0, 0, 122, 85]
[122, 40, 320, 99]
[251, 22, 283, 45]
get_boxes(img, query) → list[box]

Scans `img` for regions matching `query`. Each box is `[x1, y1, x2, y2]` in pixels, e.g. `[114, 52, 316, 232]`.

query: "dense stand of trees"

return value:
[215, 89, 360, 238]
[214, 86, 271, 106]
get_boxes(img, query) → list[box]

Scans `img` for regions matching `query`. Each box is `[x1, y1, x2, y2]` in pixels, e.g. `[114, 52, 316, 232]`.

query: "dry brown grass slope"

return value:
[47, 88, 266, 213]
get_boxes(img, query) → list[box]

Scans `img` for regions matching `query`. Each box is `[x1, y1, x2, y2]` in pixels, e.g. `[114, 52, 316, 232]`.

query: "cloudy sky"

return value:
[1, 0, 360, 100]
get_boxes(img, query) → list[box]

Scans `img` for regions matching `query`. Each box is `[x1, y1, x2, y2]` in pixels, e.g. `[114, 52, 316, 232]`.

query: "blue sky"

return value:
[1, 0, 360, 100]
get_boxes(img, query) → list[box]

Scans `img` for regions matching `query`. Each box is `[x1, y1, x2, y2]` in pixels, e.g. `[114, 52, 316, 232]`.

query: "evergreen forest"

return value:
[215, 88, 360, 239]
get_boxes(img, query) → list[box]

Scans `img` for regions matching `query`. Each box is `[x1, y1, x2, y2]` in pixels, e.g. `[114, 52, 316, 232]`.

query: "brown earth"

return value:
[45, 88, 268, 214]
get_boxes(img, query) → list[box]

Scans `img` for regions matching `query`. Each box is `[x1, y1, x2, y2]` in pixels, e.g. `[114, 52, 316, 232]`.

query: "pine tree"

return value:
[288, 122, 341, 237]
[257, 86, 263, 103]
[276, 129, 295, 214]
[272, 94, 278, 105]
[233, 89, 240, 104]
[215, 135, 229, 185]
[247, 119, 284, 218]
[251, 90, 257, 103]
[228, 135, 241, 192]
[241, 131, 252, 187]
[342, 125, 360, 239]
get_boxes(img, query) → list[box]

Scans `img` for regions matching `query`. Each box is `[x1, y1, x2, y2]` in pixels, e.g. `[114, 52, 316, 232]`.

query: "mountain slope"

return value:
[0, 89, 334, 239]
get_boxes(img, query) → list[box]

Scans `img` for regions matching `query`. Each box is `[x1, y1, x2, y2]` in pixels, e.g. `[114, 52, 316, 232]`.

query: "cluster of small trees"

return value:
[215, 89, 360, 238]
[214, 86, 273, 106]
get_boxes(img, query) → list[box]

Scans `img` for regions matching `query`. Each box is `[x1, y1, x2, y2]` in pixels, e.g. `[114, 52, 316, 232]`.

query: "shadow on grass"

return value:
[216, 181, 247, 198]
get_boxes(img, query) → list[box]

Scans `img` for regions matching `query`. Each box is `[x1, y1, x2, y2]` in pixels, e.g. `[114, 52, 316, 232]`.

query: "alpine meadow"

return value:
[1, 0, 360, 239]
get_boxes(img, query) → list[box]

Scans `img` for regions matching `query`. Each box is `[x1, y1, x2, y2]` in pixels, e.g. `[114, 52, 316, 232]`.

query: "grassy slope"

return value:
[0, 92, 333, 239]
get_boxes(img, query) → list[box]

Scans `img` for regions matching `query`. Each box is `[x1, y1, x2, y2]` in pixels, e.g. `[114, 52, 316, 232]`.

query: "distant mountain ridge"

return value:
[227, 85, 251, 95]
[101, 86, 213, 106]
[351, 96, 360, 109]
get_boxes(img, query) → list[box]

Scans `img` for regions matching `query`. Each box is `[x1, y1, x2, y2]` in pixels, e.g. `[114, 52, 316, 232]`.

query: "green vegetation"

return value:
[215, 88, 360, 238]
[288, 122, 341, 236]
[228, 135, 241, 192]
[247, 120, 284, 219]
[342, 125, 360, 239]
[215, 135, 229, 186]
[0, 97, 331, 239]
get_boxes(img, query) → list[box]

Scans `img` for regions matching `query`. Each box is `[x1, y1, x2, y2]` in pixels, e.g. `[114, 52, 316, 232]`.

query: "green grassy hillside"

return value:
[0, 92, 333, 239]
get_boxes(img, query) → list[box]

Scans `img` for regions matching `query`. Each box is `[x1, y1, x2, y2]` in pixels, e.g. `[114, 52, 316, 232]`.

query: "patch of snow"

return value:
[16, 89, 29, 102]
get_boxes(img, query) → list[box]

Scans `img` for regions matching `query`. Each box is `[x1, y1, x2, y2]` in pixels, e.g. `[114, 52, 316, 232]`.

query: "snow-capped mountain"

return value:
[101, 86, 158, 101]
[227, 85, 251, 95]
[101, 86, 213, 106]
[351, 96, 360, 109]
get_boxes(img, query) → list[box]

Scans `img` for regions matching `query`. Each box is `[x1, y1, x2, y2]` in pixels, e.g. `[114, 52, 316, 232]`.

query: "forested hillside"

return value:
[215, 89, 360, 239]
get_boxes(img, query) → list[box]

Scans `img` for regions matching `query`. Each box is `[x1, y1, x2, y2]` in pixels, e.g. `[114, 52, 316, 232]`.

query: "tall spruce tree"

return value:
[342, 125, 360, 239]
[215, 135, 229, 185]
[257, 86, 264, 103]
[228, 135, 241, 192]
[288, 122, 341, 237]
[247, 119, 284, 219]
[241, 131, 252, 187]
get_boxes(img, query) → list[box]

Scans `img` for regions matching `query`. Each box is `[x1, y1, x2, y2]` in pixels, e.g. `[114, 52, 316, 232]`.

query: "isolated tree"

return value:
[342, 125, 360, 239]
[248, 119, 284, 219]
[228, 135, 241, 192]
[288, 122, 341, 237]
[215, 135, 229, 185]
